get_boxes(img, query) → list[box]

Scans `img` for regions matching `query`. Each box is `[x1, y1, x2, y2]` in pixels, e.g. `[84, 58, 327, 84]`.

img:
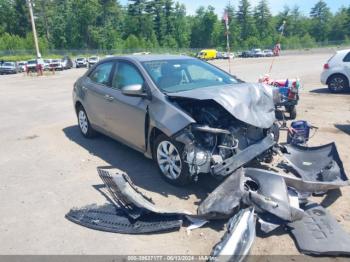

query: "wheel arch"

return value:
[75, 101, 83, 115]
[148, 126, 167, 159]
[327, 73, 350, 87]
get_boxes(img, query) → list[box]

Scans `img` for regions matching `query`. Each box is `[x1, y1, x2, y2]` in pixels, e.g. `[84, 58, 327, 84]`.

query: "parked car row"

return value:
[196, 48, 276, 61]
[75, 56, 100, 68]
[240, 48, 275, 58]
[0, 56, 73, 75]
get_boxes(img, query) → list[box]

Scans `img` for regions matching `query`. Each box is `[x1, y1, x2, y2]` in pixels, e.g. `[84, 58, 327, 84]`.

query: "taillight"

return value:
[324, 63, 329, 70]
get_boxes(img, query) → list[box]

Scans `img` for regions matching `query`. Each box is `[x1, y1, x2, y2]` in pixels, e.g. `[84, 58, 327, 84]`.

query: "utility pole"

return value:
[27, 0, 41, 58]
[223, 9, 231, 74]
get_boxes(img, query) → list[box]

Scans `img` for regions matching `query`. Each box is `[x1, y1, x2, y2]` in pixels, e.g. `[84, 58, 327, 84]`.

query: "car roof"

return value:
[103, 54, 194, 62]
[336, 49, 350, 55]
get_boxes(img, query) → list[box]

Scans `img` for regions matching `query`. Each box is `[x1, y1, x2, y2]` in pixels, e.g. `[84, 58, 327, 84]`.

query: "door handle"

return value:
[104, 94, 114, 101]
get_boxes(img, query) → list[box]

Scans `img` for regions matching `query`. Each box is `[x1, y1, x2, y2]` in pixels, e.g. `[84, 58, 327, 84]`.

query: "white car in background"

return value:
[17, 61, 27, 72]
[75, 57, 87, 68]
[321, 49, 350, 93]
[263, 49, 274, 57]
[88, 56, 99, 68]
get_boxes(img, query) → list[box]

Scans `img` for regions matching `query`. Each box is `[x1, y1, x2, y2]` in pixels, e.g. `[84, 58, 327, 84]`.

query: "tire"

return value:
[328, 74, 349, 93]
[153, 134, 192, 186]
[287, 106, 297, 120]
[76, 105, 96, 138]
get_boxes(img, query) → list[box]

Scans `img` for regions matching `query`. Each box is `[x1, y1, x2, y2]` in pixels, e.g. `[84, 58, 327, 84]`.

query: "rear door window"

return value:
[89, 62, 113, 86]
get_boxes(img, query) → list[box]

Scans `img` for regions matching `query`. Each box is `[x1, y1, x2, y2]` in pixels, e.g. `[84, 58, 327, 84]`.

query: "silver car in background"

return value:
[321, 49, 350, 93]
[73, 55, 278, 185]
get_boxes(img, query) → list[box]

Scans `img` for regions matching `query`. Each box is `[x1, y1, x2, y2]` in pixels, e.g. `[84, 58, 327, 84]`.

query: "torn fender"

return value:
[148, 96, 195, 137]
[211, 208, 256, 261]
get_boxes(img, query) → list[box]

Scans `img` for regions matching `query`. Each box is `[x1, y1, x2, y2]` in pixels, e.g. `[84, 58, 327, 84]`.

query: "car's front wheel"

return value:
[328, 75, 349, 93]
[153, 134, 192, 186]
[77, 106, 96, 138]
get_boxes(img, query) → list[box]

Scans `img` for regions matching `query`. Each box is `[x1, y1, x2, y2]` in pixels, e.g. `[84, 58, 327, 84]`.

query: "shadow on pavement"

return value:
[63, 125, 220, 200]
[320, 188, 342, 208]
[335, 124, 350, 136]
[310, 87, 350, 95]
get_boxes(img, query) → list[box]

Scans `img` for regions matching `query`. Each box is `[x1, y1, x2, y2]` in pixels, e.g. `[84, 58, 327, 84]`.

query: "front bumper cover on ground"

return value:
[281, 143, 349, 193]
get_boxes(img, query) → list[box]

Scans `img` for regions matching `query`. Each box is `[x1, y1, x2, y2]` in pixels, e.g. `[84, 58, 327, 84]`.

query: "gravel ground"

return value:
[0, 52, 349, 256]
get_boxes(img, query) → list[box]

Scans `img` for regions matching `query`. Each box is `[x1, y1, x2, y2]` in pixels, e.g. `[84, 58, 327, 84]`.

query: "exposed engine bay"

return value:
[170, 98, 276, 177]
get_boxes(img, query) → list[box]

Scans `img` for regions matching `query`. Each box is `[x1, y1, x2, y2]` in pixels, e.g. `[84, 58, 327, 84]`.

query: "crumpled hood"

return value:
[167, 82, 276, 129]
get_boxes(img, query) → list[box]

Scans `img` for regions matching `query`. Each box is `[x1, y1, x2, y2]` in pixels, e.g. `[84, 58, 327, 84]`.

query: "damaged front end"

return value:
[171, 98, 277, 179]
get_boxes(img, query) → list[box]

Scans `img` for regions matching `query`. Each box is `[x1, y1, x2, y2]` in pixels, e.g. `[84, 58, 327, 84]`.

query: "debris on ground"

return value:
[66, 123, 350, 259]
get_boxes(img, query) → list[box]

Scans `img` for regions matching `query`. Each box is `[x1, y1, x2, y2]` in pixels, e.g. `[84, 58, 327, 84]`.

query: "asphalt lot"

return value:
[0, 52, 349, 255]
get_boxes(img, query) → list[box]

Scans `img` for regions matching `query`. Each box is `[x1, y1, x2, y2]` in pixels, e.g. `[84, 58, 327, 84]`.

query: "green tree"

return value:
[173, 3, 190, 48]
[237, 0, 257, 43]
[310, 0, 332, 42]
[190, 6, 219, 48]
[254, 0, 273, 40]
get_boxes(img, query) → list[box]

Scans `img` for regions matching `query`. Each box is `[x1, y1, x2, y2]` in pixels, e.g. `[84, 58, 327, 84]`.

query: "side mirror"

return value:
[121, 84, 148, 98]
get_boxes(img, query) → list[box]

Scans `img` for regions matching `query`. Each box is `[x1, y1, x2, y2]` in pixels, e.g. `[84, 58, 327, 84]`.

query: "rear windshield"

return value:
[343, 52, 350, 62]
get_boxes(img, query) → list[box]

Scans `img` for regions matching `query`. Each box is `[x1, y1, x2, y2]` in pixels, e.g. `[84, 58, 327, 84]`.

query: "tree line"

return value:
[0, 0, 350, 54]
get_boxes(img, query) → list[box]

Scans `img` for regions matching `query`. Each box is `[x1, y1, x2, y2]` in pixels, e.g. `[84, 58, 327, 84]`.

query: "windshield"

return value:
[3, 62, 14, 66]
[28, 60, 36, 65]
[142, 59, 238, 93]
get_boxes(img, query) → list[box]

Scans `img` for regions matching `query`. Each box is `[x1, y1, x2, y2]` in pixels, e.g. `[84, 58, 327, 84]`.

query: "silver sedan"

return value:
[73, 55, 278, 185]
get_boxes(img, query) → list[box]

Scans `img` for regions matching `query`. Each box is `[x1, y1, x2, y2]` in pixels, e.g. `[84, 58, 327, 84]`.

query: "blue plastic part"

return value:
[288, 120, 311, 145]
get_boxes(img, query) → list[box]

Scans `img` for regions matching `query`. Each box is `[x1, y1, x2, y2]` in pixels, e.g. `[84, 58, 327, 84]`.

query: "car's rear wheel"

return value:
[153, 134, 192, 186]
[77, 106, 96, 138]
[328, 75, 349, 93]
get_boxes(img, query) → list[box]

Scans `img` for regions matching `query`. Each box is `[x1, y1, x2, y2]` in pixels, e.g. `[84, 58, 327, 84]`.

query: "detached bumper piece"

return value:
[282, 143, 349, 193]
[198, 169, 244, 219]
[198, 168, 304, 222]
[243, 168, 304, 222]
[212, 135, 275, 177]
[65, 167, 187, 234]
[211, 208, 256, 262]
[288, 203, 350, 256]
[97, 167, 191, 216]
[66, 204, 182, 234]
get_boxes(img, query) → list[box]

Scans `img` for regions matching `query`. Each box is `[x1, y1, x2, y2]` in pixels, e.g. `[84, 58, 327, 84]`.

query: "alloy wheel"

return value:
[330, 77, 345, 92]
[156, 141, 182, 180]
[78, 110, 88, 135]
